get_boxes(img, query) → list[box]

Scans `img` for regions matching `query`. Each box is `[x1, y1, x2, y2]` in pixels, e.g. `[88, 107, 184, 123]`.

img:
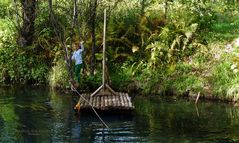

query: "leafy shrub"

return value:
[110, 62, 135, 91]
[170, 74, 203, 95]
[48, 57, 69, 88]
[81, 72, 102, 91]
[0, 18, 49, 84]
[0, 46, 49, 84]
[211, 58, 239, 101]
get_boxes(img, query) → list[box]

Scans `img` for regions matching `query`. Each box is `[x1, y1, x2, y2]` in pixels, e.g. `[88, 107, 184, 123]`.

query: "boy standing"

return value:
[72, 41, 84, 83]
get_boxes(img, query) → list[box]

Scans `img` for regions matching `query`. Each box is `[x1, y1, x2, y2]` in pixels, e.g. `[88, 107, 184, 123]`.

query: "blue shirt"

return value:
[72, 44, 84, 65]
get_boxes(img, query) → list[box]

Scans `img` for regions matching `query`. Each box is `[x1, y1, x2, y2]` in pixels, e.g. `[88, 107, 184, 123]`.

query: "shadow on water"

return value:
[1, 86, 239, 142]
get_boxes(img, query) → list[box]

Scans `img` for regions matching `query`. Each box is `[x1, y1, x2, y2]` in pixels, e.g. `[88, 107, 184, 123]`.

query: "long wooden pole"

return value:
[90, 9, 117, 97]
[103, 9, 106, 86]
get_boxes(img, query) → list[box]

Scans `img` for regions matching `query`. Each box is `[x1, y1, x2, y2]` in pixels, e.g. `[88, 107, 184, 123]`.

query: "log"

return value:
[76, 92, 134, 111]
[80, 94, 85, 107]
[123, 93, 128, 108]
[96, 95, 100, 109]
[101, 95, 104, 109]
[126, 93, 132, 108]
[119, 93, 124, 108]
[91, 95, 94, 107]
[94, 94, 97, 107]
[102, 95, 105, 110]
[112, 94, 117, 107]
[124, 93, 129, 109]
[109, 94, 113, 106]
[114, 94, 117, 107]
[85, 94, 90, 107]
[105, 95, 108, 108]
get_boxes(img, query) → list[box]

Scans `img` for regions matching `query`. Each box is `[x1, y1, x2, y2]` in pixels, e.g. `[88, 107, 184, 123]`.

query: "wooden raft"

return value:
[78, 92, 134, 111]
[75, 11, 134, 112]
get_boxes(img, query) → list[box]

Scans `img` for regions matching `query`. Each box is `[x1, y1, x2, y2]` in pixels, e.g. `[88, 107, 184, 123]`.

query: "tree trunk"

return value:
[90, 0, 97, 76]
[48, 0, 74, 81]
[164, 0, 168, 20]
[18, 0, 36, 47]
[69, 0, 78, 79]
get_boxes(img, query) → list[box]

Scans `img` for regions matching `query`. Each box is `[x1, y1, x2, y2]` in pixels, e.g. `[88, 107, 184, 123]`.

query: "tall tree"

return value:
[89, 0, 97, 76]
[48, 0, 75, 81]
[18, 0, 36, 47]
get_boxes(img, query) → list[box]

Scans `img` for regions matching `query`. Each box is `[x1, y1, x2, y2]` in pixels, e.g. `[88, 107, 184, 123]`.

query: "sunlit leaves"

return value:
[48, 58, 69, 88]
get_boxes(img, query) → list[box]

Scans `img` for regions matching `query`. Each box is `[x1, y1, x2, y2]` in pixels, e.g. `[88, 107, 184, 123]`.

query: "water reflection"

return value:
[1, 86, 239, 142]
[134, 96, 239, 143]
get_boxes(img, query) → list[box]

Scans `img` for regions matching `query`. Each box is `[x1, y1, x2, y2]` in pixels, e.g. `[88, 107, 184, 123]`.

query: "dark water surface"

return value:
[1, 86, 239, 143]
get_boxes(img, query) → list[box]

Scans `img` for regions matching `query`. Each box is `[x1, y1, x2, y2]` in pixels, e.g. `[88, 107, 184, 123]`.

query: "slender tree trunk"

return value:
[69, 0, 78, 78]
[90, 0, 97, 76]
[18, 0, 36, 47]
[164, 0, 168, 20]
[48, 0, 74, 81]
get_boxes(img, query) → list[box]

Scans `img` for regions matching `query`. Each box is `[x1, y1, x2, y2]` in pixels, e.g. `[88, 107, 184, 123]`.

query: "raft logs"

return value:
[78, 92, 134, 111]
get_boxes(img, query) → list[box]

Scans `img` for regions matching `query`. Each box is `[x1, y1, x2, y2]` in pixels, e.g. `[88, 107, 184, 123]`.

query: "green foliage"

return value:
[103, 0, 238, 98]
[0, 46, 49, 84]
[81, 72, 102, 91]
[211, 56, 239, 101]
[206, 10, 239, 42]
[0, 0, 11, 18]
[211, 61, 230, 94]
[0, 0, 239, 103]
[48, 57, 69, 88]
[226, 83, 239, 102]
[0, 18, 48, 84]
[110, 62, 135, 91]
[168, 74, 203, 95]
[0, 19, 14, 45]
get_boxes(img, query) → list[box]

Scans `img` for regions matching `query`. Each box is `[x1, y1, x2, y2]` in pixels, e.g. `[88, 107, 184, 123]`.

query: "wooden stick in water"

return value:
[195, 92, 200, 104]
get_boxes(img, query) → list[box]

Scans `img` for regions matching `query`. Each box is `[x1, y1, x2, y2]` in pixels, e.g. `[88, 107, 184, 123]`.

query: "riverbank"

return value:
[1, 1, 239, 105]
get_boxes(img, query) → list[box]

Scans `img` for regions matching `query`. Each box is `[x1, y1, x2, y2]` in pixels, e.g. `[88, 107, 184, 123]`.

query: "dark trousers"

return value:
[75, 64, 82, 83]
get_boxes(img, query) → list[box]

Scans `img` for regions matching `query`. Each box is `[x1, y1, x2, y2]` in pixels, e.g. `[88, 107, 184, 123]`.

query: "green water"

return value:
[0, 86, 239, 143]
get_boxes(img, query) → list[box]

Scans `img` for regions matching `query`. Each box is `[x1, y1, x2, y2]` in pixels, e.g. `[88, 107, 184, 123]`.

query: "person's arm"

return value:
[79, 41, 84, 52]
[71, 52, 75, 60]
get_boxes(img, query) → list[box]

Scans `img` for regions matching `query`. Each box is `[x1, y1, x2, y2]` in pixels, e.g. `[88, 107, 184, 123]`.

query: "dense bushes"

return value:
[0, 17, 49, 84]
[1, 0, 239, 102]
[104, 1, 239, 99]
[48, 57, 69, 88]
[0, 43, 49, 84]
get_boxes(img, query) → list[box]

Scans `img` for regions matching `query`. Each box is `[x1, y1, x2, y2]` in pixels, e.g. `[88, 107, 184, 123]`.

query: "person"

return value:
[72, 41, 84, 84]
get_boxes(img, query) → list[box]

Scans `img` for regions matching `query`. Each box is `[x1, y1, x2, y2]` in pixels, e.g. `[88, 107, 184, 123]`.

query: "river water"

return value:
[0, 86, 239, 143]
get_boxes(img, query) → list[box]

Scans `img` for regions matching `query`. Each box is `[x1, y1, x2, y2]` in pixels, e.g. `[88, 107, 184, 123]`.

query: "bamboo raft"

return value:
[74, 10, 134, 113]
[77, 92, 134, 111]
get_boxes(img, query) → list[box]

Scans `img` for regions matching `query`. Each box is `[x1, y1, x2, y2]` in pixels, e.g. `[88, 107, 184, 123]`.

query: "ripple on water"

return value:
[92, 122, 147, 143]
